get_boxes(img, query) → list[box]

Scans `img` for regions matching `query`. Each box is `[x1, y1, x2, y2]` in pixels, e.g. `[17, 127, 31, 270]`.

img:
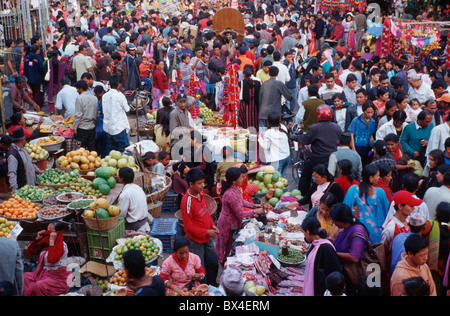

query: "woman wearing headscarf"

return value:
[302, 217, 342, 296]
[160, 237, 206, 295]
[23, 221, 72, 296]
[216, 167, 264, 265]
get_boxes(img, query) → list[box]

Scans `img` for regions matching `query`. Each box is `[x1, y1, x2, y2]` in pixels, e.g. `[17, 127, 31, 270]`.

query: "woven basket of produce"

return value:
[133, 171, 172, 204]
[82, 215, 120, 232]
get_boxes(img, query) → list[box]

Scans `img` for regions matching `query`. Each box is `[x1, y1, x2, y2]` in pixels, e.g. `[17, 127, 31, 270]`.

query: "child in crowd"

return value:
[139, 55, 153, 93]
[324, 271, 346, 296]
[406, 98, 422, 123]
[143, 151, 165, 175]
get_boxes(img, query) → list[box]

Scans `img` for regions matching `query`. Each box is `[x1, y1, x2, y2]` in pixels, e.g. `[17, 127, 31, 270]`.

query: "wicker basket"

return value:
[133, 171, 172, 204]
[82, 215, 120, 232]
[148, 201, 163, 218]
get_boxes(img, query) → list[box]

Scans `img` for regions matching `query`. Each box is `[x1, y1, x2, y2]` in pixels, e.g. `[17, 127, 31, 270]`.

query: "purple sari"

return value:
[333, 224, 368, 260]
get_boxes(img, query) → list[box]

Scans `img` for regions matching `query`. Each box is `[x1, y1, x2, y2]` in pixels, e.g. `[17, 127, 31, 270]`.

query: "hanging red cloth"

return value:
[380, 18, 393, 59]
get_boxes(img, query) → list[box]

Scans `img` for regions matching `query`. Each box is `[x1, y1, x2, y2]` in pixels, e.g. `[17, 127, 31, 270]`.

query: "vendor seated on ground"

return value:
[123, 249, 166, 296]
[118, 167, 151, 232]
[160, 237, 206, 296]
[23, 221, 72, 296]
[9, 112, 45, 141]
[143, 151, 165, 176]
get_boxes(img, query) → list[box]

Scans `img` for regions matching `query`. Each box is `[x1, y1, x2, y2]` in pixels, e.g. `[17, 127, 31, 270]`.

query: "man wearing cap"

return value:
[390, 212, 428, 275]
[381, 190, 423, 254]
[170, 93, 193, 149]
[7, 127, 42, 192]
[436, 93, 450, 122]
[408, 73, 435, 105]
[123, 44, 141, 91]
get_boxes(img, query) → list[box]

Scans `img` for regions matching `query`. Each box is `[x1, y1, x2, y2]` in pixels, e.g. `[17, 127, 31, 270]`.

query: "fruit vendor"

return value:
[23, 221, 72, 296]
[9, 113, 45, 141]
[118, 167, 151, 232]
[7, 127, 43, 193]
[160, 237, 206, 295]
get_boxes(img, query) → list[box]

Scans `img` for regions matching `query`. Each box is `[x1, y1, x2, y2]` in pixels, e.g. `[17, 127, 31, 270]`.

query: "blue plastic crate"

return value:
[162, 191, 178, 212]
[150, 218, 179, 253]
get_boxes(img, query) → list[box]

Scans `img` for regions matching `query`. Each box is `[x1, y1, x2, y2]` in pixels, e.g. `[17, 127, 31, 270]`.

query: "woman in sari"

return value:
[343, 164, 390, 244]
[302, 217, 342, 296]
[239, 66, 260, 130]
[216, 167, 264, 265]
[343, 14, 357, 56]
[308, 21, 316, 55]
[160, 237, 206, 295]
[330, 203, 370, 295]
[23, 221, 72, 296]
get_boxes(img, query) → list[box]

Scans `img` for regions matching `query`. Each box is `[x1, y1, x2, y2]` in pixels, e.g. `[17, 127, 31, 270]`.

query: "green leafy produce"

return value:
[278, 248, 305, 263]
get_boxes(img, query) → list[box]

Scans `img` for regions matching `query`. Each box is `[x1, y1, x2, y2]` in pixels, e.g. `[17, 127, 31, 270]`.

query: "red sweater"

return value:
[335, 176, 359, 196]
[330, 24, 344, 41]
[181, 191, 214, 244]
[153, 68, 168, 91]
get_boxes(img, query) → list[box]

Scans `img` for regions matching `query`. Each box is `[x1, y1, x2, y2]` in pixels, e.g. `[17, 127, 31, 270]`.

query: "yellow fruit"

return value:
[83, 210, 95, 218]
[93, 198, 109, 210]
[108, 205, 120, 217]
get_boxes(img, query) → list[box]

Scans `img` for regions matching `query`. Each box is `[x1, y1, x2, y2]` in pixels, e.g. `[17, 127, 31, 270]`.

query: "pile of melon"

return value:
[249, 166, 302, 207]
[82, 197, 120, 219]
[89, 167, 118, 196]
[99, 150, 139, 176]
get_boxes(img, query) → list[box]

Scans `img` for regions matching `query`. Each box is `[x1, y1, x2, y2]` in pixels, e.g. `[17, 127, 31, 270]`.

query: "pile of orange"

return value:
[0, 217, 15, 237]
[109, 267, 155, 287]
[57, 148, 102, 171]
[0, 198, 39, 219]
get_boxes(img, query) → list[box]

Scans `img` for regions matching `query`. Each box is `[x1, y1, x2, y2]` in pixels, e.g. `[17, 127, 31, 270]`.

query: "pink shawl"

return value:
[303, 238, 336, 296]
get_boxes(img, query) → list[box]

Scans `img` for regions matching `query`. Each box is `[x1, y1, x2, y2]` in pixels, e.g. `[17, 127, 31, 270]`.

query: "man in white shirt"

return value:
[55, 78, 78, 118]
[425, 115, 450, 157]
[80, 72, 108, 95]
[338, 59, 352, 85]
[424, 169, 450, 220]
[319, 73, 343, 105]
[408, 73, 435, 105]
[272, 51, 290, 84]
[118, 167, 151, 232]
[102, 75, 131, 152]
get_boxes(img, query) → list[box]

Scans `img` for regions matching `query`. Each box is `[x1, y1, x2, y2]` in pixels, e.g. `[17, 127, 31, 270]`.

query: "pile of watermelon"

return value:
[91, 167, 118, 196]
[249, 167, 302, 207]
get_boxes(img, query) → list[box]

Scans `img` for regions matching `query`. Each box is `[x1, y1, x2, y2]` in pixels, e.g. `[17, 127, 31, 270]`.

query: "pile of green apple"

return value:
[250, 171, 302, 207]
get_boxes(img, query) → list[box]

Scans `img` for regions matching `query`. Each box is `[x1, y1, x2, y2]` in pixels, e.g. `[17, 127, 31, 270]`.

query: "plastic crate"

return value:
[87, 217, 125, 262]
[162, 190, 179, 212]
[150, 218, 178, 253]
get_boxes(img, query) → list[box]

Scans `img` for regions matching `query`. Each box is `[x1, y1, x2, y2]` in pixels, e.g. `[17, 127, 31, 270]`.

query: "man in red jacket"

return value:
[181, 168, 219, 286]
[329, 17, 344, 42]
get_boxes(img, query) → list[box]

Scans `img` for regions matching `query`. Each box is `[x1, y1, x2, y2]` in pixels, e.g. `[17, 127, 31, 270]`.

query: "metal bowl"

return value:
[29, 136, 65, 152]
